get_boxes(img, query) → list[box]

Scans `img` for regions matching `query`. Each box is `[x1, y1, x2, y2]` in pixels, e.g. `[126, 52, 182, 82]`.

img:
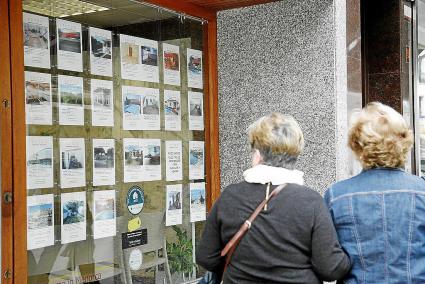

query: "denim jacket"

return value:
[324, 168, 425, 284]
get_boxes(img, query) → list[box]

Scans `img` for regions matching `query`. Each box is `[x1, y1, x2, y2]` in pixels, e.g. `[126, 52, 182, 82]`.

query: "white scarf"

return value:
[243, 164, 304, 185]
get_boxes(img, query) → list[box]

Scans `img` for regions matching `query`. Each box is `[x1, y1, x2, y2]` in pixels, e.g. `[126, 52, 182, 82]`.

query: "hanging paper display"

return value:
[165, 140, 183, 181]
[56, 19, 83, 72]
[164, 90, 181, 131]
[91, 79, 114, 127]
[123, 138, 161, 182]
[187, 48, 203, 89]
[188, 91, 204, 130]
[92, 139, 115, 186]
[122, 86, 160, 130]
[120, 35, 159, 82]
[61, 191, 87, 244]
[189, 141, 205, 180]
[89, 27, 113, 77]
[25, 71, 52, 125]
[23, 12, 51, 69]
[163, 43, 180, 86]
[166, 184, 183, 226]
[26, 136, 54, 190]
[58, 75, 84, 125]
[59, 138, 86, 188]
[27, 194, 55, 250]
[190, 182, 206, 222]
[93, 190, 116, 239]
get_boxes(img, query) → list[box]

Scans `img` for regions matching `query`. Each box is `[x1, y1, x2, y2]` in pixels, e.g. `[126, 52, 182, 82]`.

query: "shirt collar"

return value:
[243, 164, 304, 185]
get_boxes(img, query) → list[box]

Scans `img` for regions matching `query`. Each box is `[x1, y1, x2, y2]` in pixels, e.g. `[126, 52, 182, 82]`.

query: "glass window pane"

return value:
[23, 0, 207, 282]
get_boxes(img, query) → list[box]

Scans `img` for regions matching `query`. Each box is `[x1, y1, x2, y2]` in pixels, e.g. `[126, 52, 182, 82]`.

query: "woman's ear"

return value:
[252, 149, 262, 167]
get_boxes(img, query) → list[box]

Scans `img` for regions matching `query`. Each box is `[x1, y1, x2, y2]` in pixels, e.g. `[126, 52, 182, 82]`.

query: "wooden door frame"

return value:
[1, 0, 14, 282]
[7, 0, 220, 282]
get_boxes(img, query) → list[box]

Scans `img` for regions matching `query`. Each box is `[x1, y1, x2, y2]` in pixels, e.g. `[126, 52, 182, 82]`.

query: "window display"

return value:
[23, 1, 207, 282]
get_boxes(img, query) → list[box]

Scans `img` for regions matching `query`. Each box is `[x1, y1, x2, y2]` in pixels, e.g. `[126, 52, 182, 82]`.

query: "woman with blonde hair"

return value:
[325, 102, 425, 283]
[197, 112, 350, 283]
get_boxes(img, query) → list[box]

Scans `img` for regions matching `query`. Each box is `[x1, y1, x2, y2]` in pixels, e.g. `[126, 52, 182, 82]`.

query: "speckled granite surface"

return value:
[217, 0, 340, 194]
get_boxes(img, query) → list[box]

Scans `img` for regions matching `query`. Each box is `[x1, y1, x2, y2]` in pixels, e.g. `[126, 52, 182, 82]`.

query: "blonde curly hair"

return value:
[348, 102, 413, 169]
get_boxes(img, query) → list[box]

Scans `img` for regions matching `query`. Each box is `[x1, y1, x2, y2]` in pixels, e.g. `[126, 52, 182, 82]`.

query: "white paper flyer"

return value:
[166, 184, 183, 226]
[187, 48, 203, 89]
[59, 138, 86, 188]
[56, 19, 83, 72]
[164, 90, 181, 131]
[25, 71, 52, 125]
[89, 27, 113, 77]
[163, 43, 180, 86]
[122, 86, 160, 130]
[190, 182, 206, 222]
[91, 79, 114, 127]
[27, 194, 55, 250]
[23, 12, 51, 69]
[93, 190, 116, 239]
[165, 140, 183, 181]
[26, 136, 54, 190]
[140, 38, 159, 83]
[58, 75, 84, 125]
[120, 34, 141, 81]
[92, 139, 115, 186]
[61, 191, 86, 244]
[123, 138, 161, 182]
[188, 91, 204, 130]
[189, 141, 205, 180]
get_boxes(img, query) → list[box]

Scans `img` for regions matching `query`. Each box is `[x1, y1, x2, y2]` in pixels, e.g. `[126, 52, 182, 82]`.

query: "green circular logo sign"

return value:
[127, 186, 144, 215]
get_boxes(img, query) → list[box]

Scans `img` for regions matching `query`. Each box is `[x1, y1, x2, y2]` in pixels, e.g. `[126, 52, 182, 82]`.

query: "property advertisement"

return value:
[59, 138, 86, 188]
[164, 90, 181, 131]
[122, 86, 160, 130]
[91, 79, 114, 127]
[120, 34, 142, 81]
[187, 48, 203, 89]
[27, 194, 55, 250]
[23, 12, 51, 69]
[61, 191, 86, 244]
[25, 71, 52, 125]
[189, 141, 205, 180]
[166, 184, 183, 226]
[165, 140, 183, 181]
[93, 190, 116, 239]
[92, 139, 115, 186]
[26, 136, 54, 190]
[140, 38, 159, 83]
[163, 43, 180, 86]
[123, 138, 161, 182]
[188, 91, 204, 130]
[89, 27, 113, 77]
[58, 75, 84, 125]
[56, 19, 83, 72]
[190, 182, 206, 222]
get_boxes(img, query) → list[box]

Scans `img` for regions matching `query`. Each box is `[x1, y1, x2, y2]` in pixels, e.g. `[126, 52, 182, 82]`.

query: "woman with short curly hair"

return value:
[325, 102, 425, 283]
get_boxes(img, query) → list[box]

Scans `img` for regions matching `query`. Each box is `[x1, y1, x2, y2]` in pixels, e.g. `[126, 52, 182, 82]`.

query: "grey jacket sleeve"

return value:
[311, 199, 351, 281]
[196, 197, 224, 271]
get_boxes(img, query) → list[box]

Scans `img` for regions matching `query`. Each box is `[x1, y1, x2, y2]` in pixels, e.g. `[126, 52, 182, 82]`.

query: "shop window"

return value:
[23, 0, 208, 283]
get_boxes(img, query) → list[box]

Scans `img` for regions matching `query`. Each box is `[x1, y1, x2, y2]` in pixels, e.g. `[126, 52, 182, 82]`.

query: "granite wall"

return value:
[217, 0, 349, 193]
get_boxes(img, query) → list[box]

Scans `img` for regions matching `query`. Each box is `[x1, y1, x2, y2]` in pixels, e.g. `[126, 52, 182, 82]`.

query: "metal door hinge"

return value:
[2, 99, 10, 108]
[3, 192, 12, 204]
[4, 269, 12, 279]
